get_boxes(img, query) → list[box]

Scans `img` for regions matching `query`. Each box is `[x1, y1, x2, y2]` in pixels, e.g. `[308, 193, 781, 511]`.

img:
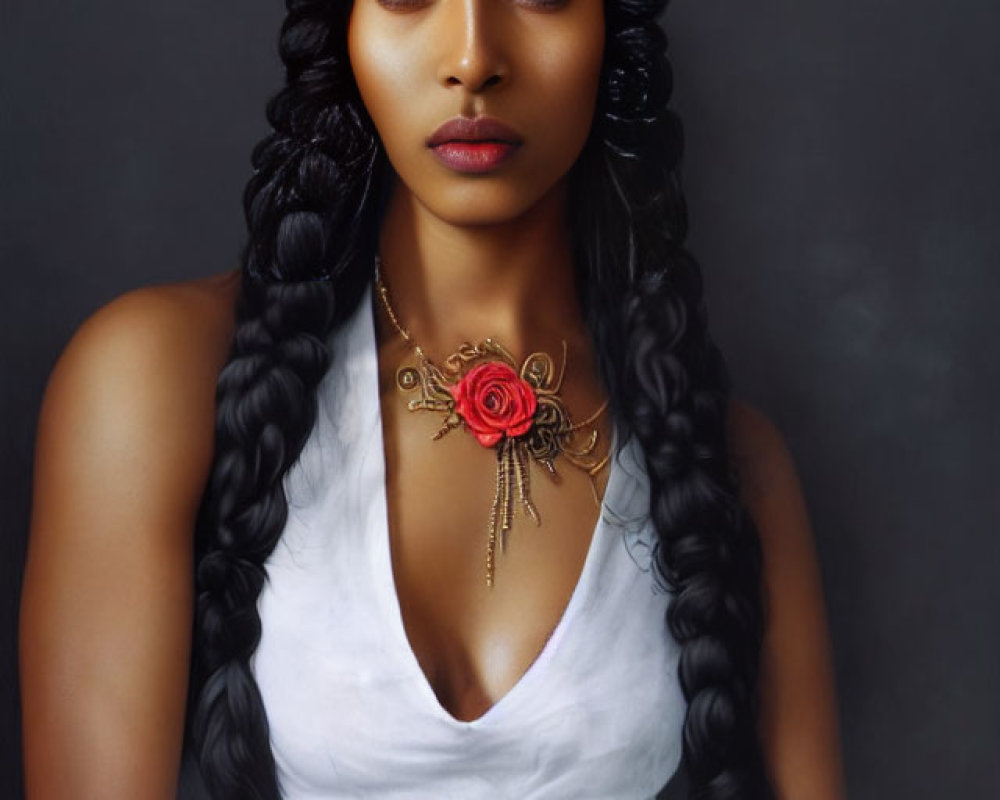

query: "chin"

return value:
[429, 201, 539, 228]
[419, 178, 566, 229]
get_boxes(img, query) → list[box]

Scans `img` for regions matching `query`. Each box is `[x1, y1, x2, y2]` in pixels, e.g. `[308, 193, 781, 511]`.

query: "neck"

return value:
[375, 177, 587, 361]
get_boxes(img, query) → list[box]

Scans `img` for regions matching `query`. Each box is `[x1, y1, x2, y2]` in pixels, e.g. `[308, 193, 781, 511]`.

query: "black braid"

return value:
[189, 0, 773, 797]
[622, 270, 773, 798]
[189, 1, 385, 797]
[573, 0, 775, 796]
[192, 280, 334, 799]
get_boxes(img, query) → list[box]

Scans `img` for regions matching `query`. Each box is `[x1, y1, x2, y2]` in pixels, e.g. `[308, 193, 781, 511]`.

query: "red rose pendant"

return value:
[447, 362, 538, 447]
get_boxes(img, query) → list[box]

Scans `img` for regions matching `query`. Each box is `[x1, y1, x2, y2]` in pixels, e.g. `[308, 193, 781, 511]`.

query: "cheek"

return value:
[522, 18, 606, 166]
[347, 10, 418, 150]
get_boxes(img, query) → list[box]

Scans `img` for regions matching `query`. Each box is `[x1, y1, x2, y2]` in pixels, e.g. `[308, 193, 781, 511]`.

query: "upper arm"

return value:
[728, 400, 846, 800]
[20, 281, 234, 799]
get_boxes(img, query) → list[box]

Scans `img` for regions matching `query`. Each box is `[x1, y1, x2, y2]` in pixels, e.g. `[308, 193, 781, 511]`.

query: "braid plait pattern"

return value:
[192, 281, 334, 799]
[623, 270, 773, 799]
[189, 2, 384, 797]
[573, 1, 775, 797]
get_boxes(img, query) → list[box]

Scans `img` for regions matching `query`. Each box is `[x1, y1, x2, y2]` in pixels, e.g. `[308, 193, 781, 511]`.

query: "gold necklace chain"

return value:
[374, 256, 610, 587]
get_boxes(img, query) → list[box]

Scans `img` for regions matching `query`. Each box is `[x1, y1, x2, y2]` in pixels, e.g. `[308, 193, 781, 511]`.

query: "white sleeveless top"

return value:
[251, 284, 685, 799]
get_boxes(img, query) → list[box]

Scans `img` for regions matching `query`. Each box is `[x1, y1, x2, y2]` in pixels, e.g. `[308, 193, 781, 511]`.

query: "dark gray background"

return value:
[2, 1, 998, 797]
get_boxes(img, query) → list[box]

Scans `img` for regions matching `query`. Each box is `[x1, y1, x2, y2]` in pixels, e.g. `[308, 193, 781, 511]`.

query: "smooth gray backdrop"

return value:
[2, 1, 998, 797]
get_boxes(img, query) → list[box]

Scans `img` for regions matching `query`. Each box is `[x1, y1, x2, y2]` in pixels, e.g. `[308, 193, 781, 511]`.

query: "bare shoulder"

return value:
[726, 398, 846, 800]
[21, 269, 240, 798]
[39, 268, 241, 500]
[726, 397, 800, 507]
[56, 268, 240, 387]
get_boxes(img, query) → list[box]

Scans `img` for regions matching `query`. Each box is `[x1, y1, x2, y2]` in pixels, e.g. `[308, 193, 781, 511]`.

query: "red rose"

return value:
[448, 362, 538, 448]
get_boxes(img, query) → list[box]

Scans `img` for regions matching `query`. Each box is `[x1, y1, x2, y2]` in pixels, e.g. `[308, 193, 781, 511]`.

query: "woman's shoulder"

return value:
[65, 269, 240, 371]
[726, 398, 798, 501]
[49, 269, 239, 406]
[35, 269, 241, 520]
[725, 398, 813, 558]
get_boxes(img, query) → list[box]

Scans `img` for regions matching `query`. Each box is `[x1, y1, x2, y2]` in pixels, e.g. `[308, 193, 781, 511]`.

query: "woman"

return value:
[20, 0, 843, 797]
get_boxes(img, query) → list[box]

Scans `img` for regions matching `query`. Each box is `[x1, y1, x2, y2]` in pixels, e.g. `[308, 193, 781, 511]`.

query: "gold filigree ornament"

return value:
[374, 257, 611, 587]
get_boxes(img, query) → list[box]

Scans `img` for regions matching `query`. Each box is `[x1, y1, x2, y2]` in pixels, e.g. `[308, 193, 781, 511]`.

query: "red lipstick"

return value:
[427, 116, 523, 174]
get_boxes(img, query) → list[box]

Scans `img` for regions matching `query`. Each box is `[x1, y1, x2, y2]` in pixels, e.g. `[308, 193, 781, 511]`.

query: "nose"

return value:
[437, 0, 508, 93]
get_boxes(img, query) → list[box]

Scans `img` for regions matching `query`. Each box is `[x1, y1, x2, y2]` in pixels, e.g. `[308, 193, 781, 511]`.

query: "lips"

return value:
[427, 116, 523, 174]
[427, 116, 522, 148]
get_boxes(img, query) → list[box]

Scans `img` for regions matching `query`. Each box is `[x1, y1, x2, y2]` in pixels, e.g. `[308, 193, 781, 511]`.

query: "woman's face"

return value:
[348, 0, 606, 227]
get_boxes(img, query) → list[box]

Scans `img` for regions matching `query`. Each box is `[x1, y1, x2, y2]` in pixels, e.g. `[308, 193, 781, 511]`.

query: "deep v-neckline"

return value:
[359, 284, 621, 728]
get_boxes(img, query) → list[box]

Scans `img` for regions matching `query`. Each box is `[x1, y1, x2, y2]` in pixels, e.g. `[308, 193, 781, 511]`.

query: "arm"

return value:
[20, 278, 235, 799]
[729, 401, 846, 800]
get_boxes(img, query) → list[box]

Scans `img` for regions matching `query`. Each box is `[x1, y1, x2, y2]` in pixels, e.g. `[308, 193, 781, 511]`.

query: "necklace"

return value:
[374, 256, 611, 587]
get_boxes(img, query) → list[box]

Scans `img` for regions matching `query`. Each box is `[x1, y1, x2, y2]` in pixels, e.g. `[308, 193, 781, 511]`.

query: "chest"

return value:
[378, 356, 614, 722]
[251, 291, 686, 797]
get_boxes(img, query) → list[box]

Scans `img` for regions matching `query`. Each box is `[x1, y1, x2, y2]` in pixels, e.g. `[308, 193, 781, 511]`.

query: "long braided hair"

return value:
[189, 1, 774, 797]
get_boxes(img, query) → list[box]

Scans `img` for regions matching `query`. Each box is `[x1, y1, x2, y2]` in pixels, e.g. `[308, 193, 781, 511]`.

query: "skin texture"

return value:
[21, 1, 844, 797]
[20, 272, 239, 798]
[730, 405, 846, 799]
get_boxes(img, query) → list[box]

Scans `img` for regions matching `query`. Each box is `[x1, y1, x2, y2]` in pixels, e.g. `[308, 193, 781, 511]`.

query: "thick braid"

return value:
[623, 268, 772, 799]
[190, 2, 384, 797]
[193, 281, 335, 799]
[575, 1, 774, 796]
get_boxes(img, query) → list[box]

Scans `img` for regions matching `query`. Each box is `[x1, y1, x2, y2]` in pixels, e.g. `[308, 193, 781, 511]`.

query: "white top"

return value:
[251, 284, 685, 799]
